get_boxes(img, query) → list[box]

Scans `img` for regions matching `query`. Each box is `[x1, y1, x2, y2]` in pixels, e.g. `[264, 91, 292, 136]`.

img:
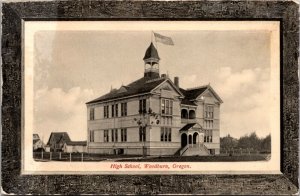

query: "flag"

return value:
[153, 32, 174, 45]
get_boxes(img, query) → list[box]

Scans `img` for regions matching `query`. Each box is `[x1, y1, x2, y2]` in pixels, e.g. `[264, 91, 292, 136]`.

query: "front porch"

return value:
[179, 123, 209, 156]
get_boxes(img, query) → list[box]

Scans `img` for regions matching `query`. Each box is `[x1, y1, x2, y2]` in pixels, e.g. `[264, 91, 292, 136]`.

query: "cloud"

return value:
[34, 87, 94, 142]
[213, 67, 271, 138]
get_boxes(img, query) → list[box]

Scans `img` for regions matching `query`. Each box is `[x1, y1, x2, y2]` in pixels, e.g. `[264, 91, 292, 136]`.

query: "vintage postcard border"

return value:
[1, 0, 299, 194]
[23, 21, 281, 175]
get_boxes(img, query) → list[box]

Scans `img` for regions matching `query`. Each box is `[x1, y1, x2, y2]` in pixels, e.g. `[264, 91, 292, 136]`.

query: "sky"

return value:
[32, 28, 274, 142]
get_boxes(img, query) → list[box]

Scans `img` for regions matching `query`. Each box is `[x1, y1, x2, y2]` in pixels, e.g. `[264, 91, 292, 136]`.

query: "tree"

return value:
[260, 134, 271, 153]
[133, 107, 160, 157]
[237, 132, 260, 150]
[220, 134, 238, 151]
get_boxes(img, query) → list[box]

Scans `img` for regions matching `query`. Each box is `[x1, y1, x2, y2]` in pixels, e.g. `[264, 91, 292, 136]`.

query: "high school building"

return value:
[86, 42, 223, 156]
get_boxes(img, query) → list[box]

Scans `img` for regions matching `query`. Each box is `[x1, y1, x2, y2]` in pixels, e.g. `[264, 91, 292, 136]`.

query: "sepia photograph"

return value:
[23, 21, 280, 174]
[2, 0, 298, 195]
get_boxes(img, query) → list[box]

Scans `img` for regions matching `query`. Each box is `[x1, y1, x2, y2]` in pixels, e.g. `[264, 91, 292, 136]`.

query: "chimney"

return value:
[161, 74, 167, 78]
[174, 76, 179, 88]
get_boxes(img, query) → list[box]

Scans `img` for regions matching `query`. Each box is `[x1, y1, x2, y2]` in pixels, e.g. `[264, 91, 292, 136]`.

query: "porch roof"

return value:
[180, 123, 197, 131]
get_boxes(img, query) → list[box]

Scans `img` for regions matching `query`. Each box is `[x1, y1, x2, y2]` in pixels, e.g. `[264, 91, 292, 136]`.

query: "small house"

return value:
[47, 132, 71, 152]
[33, 134, 45, 152]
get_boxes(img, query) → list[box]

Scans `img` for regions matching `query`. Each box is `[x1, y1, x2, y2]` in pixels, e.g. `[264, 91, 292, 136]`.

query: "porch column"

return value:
[198, 134, 200, 147]
[191, 134, 193, 147]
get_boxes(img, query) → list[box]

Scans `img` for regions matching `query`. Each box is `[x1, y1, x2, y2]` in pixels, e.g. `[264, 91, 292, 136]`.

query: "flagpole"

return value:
[153, 31, 159, 53]
[152, 31, 159, 74]
[151, 31, 153, 43]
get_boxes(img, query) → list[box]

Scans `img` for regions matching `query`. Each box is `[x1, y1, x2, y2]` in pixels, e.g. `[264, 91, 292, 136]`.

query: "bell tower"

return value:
[143, 42, 160, 78]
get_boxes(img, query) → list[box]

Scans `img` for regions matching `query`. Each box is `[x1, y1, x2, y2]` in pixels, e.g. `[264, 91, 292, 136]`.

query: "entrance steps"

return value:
[181, 144, 210, 156]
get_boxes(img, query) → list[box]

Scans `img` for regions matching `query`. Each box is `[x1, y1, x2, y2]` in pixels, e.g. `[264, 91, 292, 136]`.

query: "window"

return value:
[205, 105, 214, 119]
[115, 104, 118, 117]
[111, 129, 114, 142]
[139, 126, 146, 142]
[161, 99, 173, 115]
[161, 100, 165, 114]
[121, 103, 127, 116]
[160, 127, 172, 142]
[90, 108, 95, 120]
[112, 105, 115, 117]
[204, 130, 213, 143]
[139, 99, 147, 114]
[111, 129, 117, 142]
[104, 130, 109, 142]
[121, 128, 127, 142]
[115, 129, 118, 142]
[90, 130, 94, 142]
[104, 105, 109, 118]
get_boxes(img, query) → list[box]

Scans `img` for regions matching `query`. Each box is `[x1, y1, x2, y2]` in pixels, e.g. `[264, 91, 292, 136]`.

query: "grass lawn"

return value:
[33, 152, 141, 162]
[33, 152, 269, 162]
[117, 154, 269, 162]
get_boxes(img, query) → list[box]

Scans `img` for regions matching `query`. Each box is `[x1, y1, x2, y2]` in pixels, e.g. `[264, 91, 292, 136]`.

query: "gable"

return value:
[202, 90, 214, 98]
[151, 79, 183, 98]
[195, 87, 223, 104]
[192, 123, 203, 130]
[47, 132, 71, 145]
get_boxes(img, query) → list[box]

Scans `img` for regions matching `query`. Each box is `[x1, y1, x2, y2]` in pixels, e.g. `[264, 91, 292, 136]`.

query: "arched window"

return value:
[189, 110, 196, 119]
[181, 109, 188, 119]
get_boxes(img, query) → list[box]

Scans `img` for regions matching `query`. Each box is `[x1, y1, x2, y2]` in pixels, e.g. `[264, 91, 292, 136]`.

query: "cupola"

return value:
[143, 42, 160, 78]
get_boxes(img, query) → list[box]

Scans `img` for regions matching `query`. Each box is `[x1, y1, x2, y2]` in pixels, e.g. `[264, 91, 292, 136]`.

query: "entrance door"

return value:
[181, 133, 187, 147]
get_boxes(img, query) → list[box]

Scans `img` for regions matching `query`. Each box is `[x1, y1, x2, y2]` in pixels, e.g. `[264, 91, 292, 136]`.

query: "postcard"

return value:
[23, 21, 280, 174]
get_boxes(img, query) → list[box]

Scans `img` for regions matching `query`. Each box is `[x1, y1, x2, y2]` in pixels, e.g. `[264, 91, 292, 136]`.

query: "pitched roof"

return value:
[47, 132, 71, 145]
[86, 77, 166, 104]
[179, 123, 203, 131]
[179, 123, 197, 131]
[33, 134, 40, 140]
[143, 42, 160, 61]
[65, 141, 87, 146]
[33, 139, 40, 145]
[179, 86, 208, 100]
[181, 99, 197, 106]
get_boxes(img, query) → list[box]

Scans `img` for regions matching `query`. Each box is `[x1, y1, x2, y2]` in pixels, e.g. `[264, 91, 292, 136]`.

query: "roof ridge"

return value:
[145, 77, 165, 84]
[51, 131, 68, 133]
[186, 84, 209, 91]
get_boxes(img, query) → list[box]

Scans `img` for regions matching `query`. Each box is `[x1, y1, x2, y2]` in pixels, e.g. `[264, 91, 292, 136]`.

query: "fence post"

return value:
[41, 151, 43, 159]
[50, 152, 52, 160]
[59, 152, 61, 160]
[70, 153, 71, 162]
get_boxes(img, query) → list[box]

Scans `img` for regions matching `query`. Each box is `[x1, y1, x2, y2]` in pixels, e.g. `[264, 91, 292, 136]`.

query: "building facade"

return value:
[86, 42, 223, 156]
